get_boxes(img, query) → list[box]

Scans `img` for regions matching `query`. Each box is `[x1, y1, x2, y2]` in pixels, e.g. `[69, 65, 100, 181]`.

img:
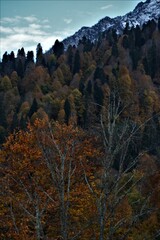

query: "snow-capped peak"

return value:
[62, 0, 160, 49]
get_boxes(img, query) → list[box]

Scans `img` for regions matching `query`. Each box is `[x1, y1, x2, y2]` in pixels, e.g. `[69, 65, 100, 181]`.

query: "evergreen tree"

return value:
[53, 39, 64, 58]
[67, 45, 73, 71]
[10, 113, 19, 132]
[86, 80, 92, 95]
[143, 57, 149, 75]
[17, 59, 24, 78]
[20, 47, 25, 57]
[2, 52, 8, 73]
[111, 42, 118, 57]
[19, 116, 27, 129]
[122, 35, 129, 49]
[28, 98, 38, 119]
[17, 47, 25, 58]
[130, 47, 140, 70]
[123, 22, 130, 35]
[94, 67, 106, 84]
[135, 25, 142, 47]
[2, 52, 8, 64]
[112, 29, 118, 42]
[93, 82, 104, 110]
[81, 36, 93, 52]
[9, 51, 15, 61]
[79, 79, 85, 95]
[0, 126, 7, 144]
[64, 98, 71, 125]
[145, 41, 157, 78]
[36, 43, 45, 66]
[158, 17, 160, 31]
[0, 98, 7, 128]
[141, 119, 157, 154]
[73, 50, 80, 74]
[26, 51, 34, 63]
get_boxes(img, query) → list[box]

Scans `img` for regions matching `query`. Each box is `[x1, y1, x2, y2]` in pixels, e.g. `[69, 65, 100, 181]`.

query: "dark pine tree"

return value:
[2, 52, 9, 64]
[122, 35, 129, 49]
[79, 78, 85, 95]
[112, 29, 118, 42]
[0, 92, 8, 130]
[53, 39, 64, 58]
[26, 51, 34, 63]
[16, 59, 24, 78]
[67, 45, 73, 71]
[17, 47, 25, 58]
[130, 47, 141, 70]
[135, 25, 142, 48]
[10, 112, 19, 133]
[158, 17, 160, 31]
[27, 98, 38, 119]
[93, 82, 104, 111]
[146, 41, 157, 79]
[94, 67, 106, 84]
[2, 52, 8, 73]
[111, 42, 119, 57]
[86, 80, 92, 96]
[64, 98, 71, 125]
[9, 51, 15, 61]
[36, 43, 45, 66]
[123, 22, 130, 35]
[73, 50, 80, 74]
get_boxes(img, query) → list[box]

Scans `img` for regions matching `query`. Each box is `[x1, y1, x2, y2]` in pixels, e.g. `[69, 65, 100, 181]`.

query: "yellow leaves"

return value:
[69, 182, 97, 234]
[0, 119, 112, 239]
[0, 75, 12, 91]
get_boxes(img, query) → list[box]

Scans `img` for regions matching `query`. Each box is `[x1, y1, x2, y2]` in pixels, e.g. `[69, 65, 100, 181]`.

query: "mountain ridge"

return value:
[62, 0, 160, 49]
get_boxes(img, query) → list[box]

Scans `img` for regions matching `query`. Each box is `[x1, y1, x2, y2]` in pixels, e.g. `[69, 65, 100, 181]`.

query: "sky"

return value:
[0, 0, 144, 59]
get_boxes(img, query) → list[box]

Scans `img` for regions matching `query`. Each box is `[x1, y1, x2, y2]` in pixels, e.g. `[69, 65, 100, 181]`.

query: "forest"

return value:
[0, 18, 160, 239]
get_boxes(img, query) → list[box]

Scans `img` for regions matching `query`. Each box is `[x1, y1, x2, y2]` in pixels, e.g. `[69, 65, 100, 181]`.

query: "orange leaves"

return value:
[0, 121, 52, 239]
[1, 118, 159, 239]
[0, 119, 99, 239]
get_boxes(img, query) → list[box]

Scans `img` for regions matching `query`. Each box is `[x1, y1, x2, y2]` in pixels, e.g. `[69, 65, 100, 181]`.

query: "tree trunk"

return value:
[35, 204, 44, 240]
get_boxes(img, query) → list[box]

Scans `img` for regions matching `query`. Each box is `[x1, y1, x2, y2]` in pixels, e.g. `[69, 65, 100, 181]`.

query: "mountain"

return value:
[63, 0, 160, 49]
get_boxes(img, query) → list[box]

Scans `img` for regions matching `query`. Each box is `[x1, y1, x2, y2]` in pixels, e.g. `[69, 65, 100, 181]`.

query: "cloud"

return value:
[100, 5, 113, 10]
[42, 36, 63, 51]
[29, 24, 41, 29]
[54, 28, 75, 38]
[43, 25, 51, 29]
[42, 19, 49, 24]
[64, 18, 72, 24]
[1, 17, 19, 24]
[0, 15, 39, 26]
[0, 15, 64, 58]
[23, 16, 38, 23]
[10, 25, 49, 36]
[0, 26, 13, 34]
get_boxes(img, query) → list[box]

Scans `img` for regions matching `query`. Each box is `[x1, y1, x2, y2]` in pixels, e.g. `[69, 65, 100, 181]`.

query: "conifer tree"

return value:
[28, 98, 38, 119]
[53, 39, 64, 58]
[26, 51, 34, 63]
[158, 17, 160, 31]
[64, 98, 71, 124]
[73, 50, 80, 74]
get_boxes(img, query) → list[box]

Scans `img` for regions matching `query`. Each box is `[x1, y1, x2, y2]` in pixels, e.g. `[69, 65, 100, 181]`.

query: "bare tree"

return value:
[36, 121, 88, 240]
[85, 91, 157, 240]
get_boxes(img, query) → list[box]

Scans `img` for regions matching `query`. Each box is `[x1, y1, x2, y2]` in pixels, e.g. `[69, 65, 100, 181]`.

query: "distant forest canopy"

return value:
[0, 18, 160, 146]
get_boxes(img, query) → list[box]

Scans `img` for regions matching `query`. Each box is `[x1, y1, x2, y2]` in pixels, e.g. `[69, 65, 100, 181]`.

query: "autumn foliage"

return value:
[0, 118, 159, 239]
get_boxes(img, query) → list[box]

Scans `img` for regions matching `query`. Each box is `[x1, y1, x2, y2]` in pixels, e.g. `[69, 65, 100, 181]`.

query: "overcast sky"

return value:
[0, 0, 144, 59]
